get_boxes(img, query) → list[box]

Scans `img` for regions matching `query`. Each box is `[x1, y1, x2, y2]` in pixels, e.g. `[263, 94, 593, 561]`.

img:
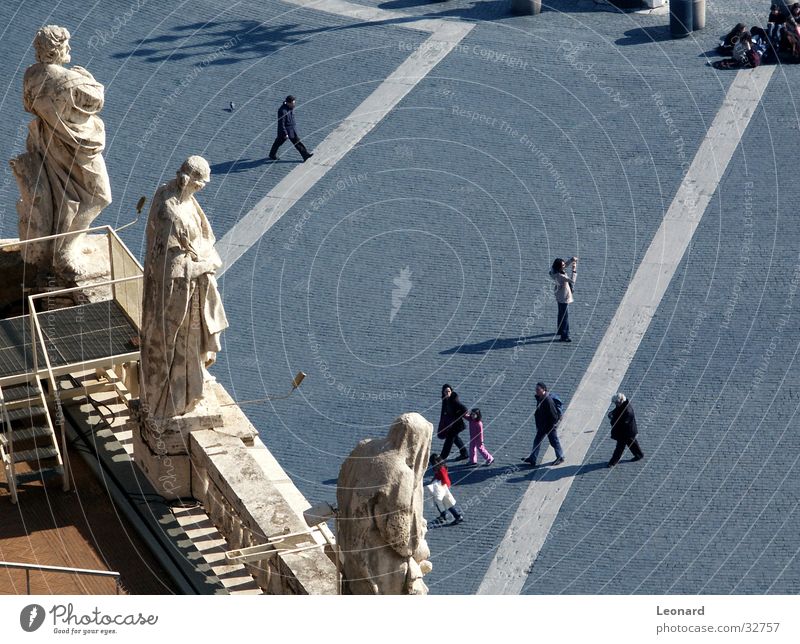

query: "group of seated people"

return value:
[713, 3, 800, 69]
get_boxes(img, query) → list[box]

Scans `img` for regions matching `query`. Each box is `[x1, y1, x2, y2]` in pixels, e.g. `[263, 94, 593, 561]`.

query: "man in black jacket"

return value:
[269, 95, 313, 162]
[522, 382, 565, 466]
[607, 392, 644, 467]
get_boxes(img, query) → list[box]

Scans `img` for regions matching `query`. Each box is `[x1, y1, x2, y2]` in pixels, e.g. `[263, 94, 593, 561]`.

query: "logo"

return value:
[20, 604, 45, 632]
[390, 266, 413, 323]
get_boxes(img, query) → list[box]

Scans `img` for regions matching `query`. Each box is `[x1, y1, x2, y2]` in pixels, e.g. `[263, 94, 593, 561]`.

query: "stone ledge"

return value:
[189, 429, 338, 594]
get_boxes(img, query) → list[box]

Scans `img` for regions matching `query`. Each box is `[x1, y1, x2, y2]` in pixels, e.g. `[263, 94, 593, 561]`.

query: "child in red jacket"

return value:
[427, 454, 464, 524]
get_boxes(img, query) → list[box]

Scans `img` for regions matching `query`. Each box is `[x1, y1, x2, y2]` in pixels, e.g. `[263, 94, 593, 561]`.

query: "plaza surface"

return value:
[0, 0, 799, 595]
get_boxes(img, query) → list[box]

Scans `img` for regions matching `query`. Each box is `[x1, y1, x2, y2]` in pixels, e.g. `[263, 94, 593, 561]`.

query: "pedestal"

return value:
[133, 386, 224, 500]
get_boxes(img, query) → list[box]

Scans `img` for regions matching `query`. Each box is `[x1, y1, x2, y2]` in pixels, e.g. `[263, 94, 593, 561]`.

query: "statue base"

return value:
[132, 386, 224, 500]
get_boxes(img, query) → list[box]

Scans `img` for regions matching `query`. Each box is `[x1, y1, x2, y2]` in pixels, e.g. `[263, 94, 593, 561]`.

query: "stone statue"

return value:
[139, 155, 228, 420]
[337, 413, 433, 595]
[9, 25, 112, 275]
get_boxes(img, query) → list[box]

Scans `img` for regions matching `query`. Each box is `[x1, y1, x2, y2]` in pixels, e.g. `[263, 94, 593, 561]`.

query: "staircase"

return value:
[0, 381, 65, 504]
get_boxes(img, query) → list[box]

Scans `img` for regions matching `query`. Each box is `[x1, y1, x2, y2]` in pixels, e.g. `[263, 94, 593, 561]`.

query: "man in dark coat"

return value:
[522, 382, 565, 466]
[607, 392, 644, 467]
[269, 95, 313, 162]
[437, 384, 469, 461]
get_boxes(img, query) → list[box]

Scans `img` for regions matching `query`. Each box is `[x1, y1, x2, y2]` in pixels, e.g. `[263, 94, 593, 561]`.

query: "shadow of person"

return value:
[440, 333, 556, 355]
[209, 157, 271, 175]
[506, 461, 606, 483]
[446, 462, 523, 485]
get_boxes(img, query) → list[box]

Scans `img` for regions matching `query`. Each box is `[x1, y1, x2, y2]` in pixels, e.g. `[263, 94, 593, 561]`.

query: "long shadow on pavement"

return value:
[506, 460, 606, 483]
[446, 462, 523, 485]
[112, 0, 638, 68]
[210, 157, 272, 175]
[440, 333, 556, 355]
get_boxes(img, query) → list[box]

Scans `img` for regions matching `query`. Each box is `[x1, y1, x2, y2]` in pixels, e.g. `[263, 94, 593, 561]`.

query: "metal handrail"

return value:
[107, 226, 144, 271]
[0, 224, 115, 249]
[27, 274, 142, 302]
[0, 560, 121, 595]
[26, 297, 68, 492]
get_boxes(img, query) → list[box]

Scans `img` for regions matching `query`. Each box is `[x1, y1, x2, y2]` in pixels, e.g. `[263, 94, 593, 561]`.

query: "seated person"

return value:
[714, 28, 769, 69]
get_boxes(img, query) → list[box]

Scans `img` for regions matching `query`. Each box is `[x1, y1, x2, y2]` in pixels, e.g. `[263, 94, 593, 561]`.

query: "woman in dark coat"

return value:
[437, 384, 469, 461]
[607, 392, 644, 467]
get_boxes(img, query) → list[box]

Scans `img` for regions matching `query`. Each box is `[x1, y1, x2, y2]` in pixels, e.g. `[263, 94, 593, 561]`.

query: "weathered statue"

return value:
[337, 413, 433, 595]
[9, 25, 112, 275]
[139, 155, 228, 420]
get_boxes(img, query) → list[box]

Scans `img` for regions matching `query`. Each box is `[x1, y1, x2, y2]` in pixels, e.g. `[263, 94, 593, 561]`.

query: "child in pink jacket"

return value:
[467, 408, 494, 466]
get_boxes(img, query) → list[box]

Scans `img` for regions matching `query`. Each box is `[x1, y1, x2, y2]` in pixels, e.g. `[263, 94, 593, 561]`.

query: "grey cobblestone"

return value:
[1, 0, 797, 595]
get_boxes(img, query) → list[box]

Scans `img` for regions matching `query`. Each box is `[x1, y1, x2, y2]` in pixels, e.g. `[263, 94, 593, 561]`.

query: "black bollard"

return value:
[670, 0, 693, 39]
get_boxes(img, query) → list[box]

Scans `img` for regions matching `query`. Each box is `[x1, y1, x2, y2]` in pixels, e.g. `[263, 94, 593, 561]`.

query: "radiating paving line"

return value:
[477, 67, 775, 595]
[215, 1, 472, 275]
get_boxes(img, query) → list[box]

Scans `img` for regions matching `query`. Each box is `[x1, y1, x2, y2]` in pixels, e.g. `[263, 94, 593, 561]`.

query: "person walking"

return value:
[268, 95, 313, 162]
[550, 256, 577, 342]
[437, 384, 469, 462]
[606, 392, 644, 467]
[427, 455, 464, 525]
[522, 382, 565, 466]
[467, 408, 494, 466]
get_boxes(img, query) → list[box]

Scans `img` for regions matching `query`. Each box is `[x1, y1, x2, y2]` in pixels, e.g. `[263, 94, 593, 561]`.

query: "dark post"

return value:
[670, 0, 693, 39]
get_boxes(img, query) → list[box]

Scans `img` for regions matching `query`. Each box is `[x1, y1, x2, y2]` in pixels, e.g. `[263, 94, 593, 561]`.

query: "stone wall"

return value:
[187, 384, 338, 595]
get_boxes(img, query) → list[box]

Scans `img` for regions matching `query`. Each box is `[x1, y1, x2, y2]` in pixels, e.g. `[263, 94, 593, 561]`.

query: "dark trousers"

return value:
[528, 426, 564, 464]
[440, 431, 467, 460]
[435, 501, 463, 521]
[609, 438, 644, 465]
[557, 302, 570, 340]
[269, 133, 310, 159]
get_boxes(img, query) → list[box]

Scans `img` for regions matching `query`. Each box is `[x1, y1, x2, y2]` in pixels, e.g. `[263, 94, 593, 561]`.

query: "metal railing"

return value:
[0, 225, 144, 493]
[0, 560, 122, 594]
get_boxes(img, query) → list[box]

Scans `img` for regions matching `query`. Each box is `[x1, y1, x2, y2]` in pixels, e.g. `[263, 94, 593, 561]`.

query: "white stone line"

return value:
[282, 0, 446, 33]
[477, 67, 775, 595]
[215, 4, 472, 275]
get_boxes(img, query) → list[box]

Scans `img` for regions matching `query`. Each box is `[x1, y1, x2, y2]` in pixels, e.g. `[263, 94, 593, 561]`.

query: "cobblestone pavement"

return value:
[1, 0, 798, 594]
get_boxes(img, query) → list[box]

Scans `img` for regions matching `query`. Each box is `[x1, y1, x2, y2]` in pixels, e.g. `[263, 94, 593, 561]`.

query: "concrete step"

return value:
[5, 405, 47, 422]
[10, 424, 53, 442]
[170, 505, 261, 594]
[13, 445, 59, 463]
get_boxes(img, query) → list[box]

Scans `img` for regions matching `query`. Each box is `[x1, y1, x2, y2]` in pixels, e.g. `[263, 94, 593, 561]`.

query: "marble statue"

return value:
[337, 413, 433, 595]
[139, 155, 228, 420]
[9, 25, 112, 275]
